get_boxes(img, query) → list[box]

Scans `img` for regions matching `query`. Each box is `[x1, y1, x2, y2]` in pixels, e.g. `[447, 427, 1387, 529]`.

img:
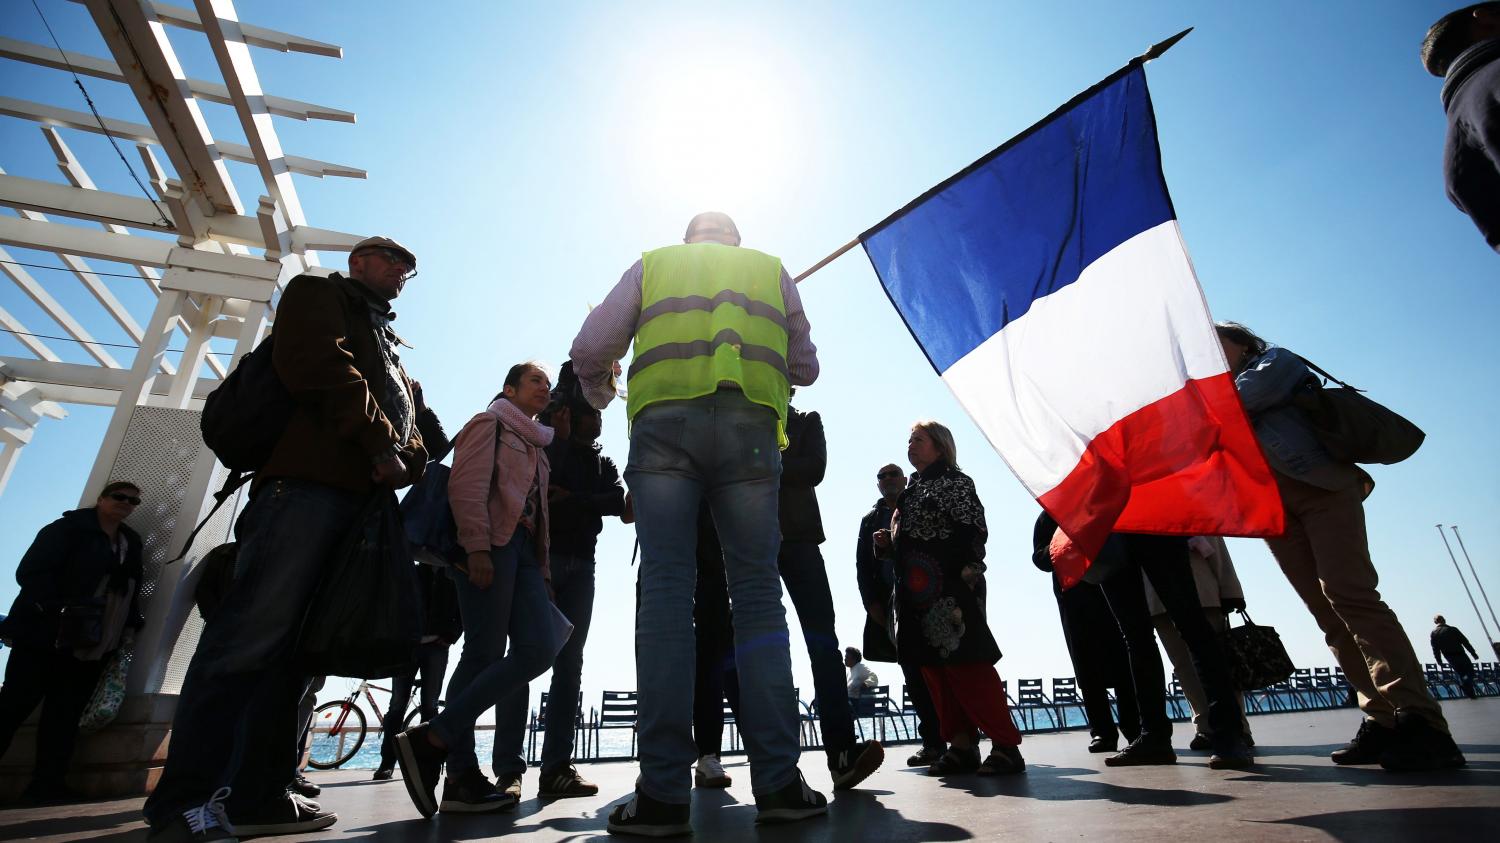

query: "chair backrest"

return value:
[1017, 678, 1047, 704]
[599, 690, 638, 726]
[1052, 677, 1080, 703]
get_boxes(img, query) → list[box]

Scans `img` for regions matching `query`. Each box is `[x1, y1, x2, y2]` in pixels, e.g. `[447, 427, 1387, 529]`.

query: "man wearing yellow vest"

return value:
[571, 212, 823, 836]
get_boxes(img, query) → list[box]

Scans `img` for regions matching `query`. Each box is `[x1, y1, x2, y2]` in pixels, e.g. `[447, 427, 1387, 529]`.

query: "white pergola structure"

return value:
[0, 0, 369, 795]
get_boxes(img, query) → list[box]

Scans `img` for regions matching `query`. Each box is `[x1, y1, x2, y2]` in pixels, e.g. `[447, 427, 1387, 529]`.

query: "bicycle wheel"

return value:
[404, 700, 443, 732]
[307, 701, 367, 770]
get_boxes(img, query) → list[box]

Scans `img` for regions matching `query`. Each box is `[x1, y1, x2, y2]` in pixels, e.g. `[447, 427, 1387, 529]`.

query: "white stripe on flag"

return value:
[939, 220, 1227, 497]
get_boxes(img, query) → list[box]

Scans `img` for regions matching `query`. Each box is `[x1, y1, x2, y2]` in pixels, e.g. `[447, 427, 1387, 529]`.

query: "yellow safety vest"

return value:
[627, 243, 791, 446]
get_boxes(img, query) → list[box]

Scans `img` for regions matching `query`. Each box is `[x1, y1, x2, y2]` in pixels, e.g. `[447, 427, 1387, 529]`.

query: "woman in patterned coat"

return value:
[874, 420, 1024, 776]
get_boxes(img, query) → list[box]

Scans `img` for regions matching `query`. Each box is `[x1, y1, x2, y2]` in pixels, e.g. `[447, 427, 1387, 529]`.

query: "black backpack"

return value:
[200, 334, 294, 473]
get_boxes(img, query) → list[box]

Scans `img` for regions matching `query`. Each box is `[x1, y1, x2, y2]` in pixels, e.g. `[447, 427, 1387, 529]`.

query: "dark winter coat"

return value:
[1441, 37, 1500, 252]
[855, 497, 899, 663]
[1, 508, 144, 651]
[545, 437, 624, 559]
[892, 461, 1000, 666]
[777, 407, 826, 545]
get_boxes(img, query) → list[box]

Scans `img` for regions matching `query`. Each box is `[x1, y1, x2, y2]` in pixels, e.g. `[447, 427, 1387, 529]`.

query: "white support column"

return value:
[0, 430, 22, 495]
[164, 297, 222, 408]
[79, 290, 185, 505]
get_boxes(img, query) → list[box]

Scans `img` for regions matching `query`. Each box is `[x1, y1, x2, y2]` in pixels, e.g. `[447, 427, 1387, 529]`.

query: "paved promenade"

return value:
[2, 699, 1496, 842]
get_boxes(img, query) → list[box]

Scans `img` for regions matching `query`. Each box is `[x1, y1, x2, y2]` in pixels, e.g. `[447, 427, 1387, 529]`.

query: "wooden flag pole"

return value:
[791, 26, 1194, 286]
[793, 237, 859, 283]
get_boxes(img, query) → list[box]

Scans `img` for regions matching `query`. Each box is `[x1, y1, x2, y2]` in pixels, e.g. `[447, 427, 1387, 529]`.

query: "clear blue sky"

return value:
[2, 1, 1497, 722]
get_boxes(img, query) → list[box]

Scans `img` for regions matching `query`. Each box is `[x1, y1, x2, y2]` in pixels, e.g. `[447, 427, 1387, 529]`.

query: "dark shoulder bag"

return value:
[1290, 356, 1425, 465]
[1220, 610, 1295, 690]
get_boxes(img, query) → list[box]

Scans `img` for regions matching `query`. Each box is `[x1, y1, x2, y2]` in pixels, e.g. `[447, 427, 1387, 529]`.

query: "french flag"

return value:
[861, 64, 1284, 587]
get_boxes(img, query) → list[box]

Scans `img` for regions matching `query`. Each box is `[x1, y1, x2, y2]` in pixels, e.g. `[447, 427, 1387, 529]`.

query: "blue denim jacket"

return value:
[1234, 347, 1343, 483]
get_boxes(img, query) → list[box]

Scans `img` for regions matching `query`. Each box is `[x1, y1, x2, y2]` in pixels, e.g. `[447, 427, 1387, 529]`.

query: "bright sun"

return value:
[618, 41, 804, 212]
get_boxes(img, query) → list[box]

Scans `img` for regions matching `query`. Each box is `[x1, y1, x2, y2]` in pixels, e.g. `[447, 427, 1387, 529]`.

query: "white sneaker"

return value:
[694, 754, 731, 788]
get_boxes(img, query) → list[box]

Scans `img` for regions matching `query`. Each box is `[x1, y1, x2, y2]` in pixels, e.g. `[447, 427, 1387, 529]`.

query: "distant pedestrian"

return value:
[881, 421, 1024, 777]
[859, 462, 945, 766]
[1431, 615, 1482, 700]
[1422, 2, 1500, 252]
[845, 648, 878, 701]
[0, 481, 145, 803]
[1030, 511, 1139, 754]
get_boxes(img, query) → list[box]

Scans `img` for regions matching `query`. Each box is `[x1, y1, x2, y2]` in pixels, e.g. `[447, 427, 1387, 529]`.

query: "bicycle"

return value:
[306, 678, 444, 770]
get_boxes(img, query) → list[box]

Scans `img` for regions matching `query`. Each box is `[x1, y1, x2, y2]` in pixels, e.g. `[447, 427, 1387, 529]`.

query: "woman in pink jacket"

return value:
[397, 362, 561, 817]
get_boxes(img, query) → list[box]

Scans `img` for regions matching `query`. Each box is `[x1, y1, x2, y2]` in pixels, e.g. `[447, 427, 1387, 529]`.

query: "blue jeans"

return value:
[778, 542, 855, 758]
[628, 391, 799, 804]
[434, 532, 558, 775]
[494, 551, 596, 776]
[144, 480, 363, 825]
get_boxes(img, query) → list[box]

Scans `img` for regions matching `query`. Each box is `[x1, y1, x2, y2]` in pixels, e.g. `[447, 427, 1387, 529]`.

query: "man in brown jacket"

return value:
[144, 237, 426, 843]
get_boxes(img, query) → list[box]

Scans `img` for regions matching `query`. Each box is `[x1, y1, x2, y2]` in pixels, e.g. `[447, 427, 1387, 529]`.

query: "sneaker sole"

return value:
[755, 804, 829, 825]
[540, 788, 600, 800]
[439, 796, 518, 813]
[231, 812, 337, 836]
[1104, 753, 1177, 767]
[831, 744, 885, 790]
[694, 771, 731, 788]
[606, 819, 693, 837]
[395, 733, 439, 819]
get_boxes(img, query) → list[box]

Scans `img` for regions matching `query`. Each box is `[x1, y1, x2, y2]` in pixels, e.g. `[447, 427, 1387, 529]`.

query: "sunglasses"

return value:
[876, 471, 903, 480]
[108, 493, 142, 506]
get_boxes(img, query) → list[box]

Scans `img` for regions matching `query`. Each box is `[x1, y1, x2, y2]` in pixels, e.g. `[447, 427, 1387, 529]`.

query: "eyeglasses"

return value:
[108, 493, 142, 506]
[876, 470, 903, 480]
[364, 248, 418, 281]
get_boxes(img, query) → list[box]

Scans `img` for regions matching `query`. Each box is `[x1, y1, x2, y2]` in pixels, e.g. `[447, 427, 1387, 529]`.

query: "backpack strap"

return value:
[168, 469, 254, 565]
[1293, 354, 1364, 392]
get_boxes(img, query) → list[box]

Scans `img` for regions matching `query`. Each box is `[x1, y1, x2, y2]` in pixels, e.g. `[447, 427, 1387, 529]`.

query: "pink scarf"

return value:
[489, 397, 554, 448]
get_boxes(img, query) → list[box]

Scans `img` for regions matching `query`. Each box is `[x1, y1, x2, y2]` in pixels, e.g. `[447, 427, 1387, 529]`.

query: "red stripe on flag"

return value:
[1039, 372, 1285, 588]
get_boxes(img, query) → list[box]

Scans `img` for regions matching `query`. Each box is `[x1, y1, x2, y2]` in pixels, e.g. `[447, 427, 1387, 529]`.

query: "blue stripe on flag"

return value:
[862, 66, 1175, 374]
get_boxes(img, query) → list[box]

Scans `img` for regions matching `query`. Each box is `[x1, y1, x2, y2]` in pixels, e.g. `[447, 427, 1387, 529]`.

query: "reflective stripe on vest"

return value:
[627, 243, 790, 440]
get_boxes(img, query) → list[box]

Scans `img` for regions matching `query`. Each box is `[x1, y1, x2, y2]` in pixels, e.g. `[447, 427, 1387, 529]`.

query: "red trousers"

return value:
[921, 663, 1023, 746]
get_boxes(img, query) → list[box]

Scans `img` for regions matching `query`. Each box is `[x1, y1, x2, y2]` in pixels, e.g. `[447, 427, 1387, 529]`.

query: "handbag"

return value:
[295, 491, 424, 679]
[1219, 610, 1295, 690]
[1291, 357, 1425, 465]
[55, 601, 106, 650]
[78, 649, 131, 733]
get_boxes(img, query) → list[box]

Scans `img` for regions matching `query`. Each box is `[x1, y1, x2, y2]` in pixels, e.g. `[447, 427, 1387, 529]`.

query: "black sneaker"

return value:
[906, 745, 945, 766]
[1379, 711, 1467, 772]
[1104, 737, 1177, 767]
[829, 740, 884, 790]
[146, 788, 237, 843]
[439, 769, 517, 813]
[977, 744, 1026, 775]
[607, 789, 692, 837]
[230, 791, 337, 836]
[753, 771, 828, 825]
[926, 745, 981, 775]
[395, 723, 445, 818]
[1087, 736, 1118, 754]
[289, 774, 320, 799]
[496, 771, 523, 800]
[1208, 738, 1254, 770]
[539, 764, 599, 798]
[372, 766, 395, 781]
[1331, 719, 1394, 765]
[1188, 733, 1212, 751]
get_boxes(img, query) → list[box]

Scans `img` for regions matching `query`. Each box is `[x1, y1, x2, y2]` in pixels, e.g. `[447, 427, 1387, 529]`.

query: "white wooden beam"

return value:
[131, 0, 343, 58]
[0, 36, 355, 123]
[0, 380, 68, 419]
[0, 98, 366, 180]
[0, 172, 173, 232]
[0, 435, 21, 495]
[0, 245, 121, 368]
[0, 303, 64, 361]
[83, 0, 243, 216]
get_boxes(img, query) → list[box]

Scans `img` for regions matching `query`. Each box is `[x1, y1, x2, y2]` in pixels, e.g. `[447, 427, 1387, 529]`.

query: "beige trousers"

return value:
[1265, 472, 1447, 732]
[1153, 610, 1252, 738]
